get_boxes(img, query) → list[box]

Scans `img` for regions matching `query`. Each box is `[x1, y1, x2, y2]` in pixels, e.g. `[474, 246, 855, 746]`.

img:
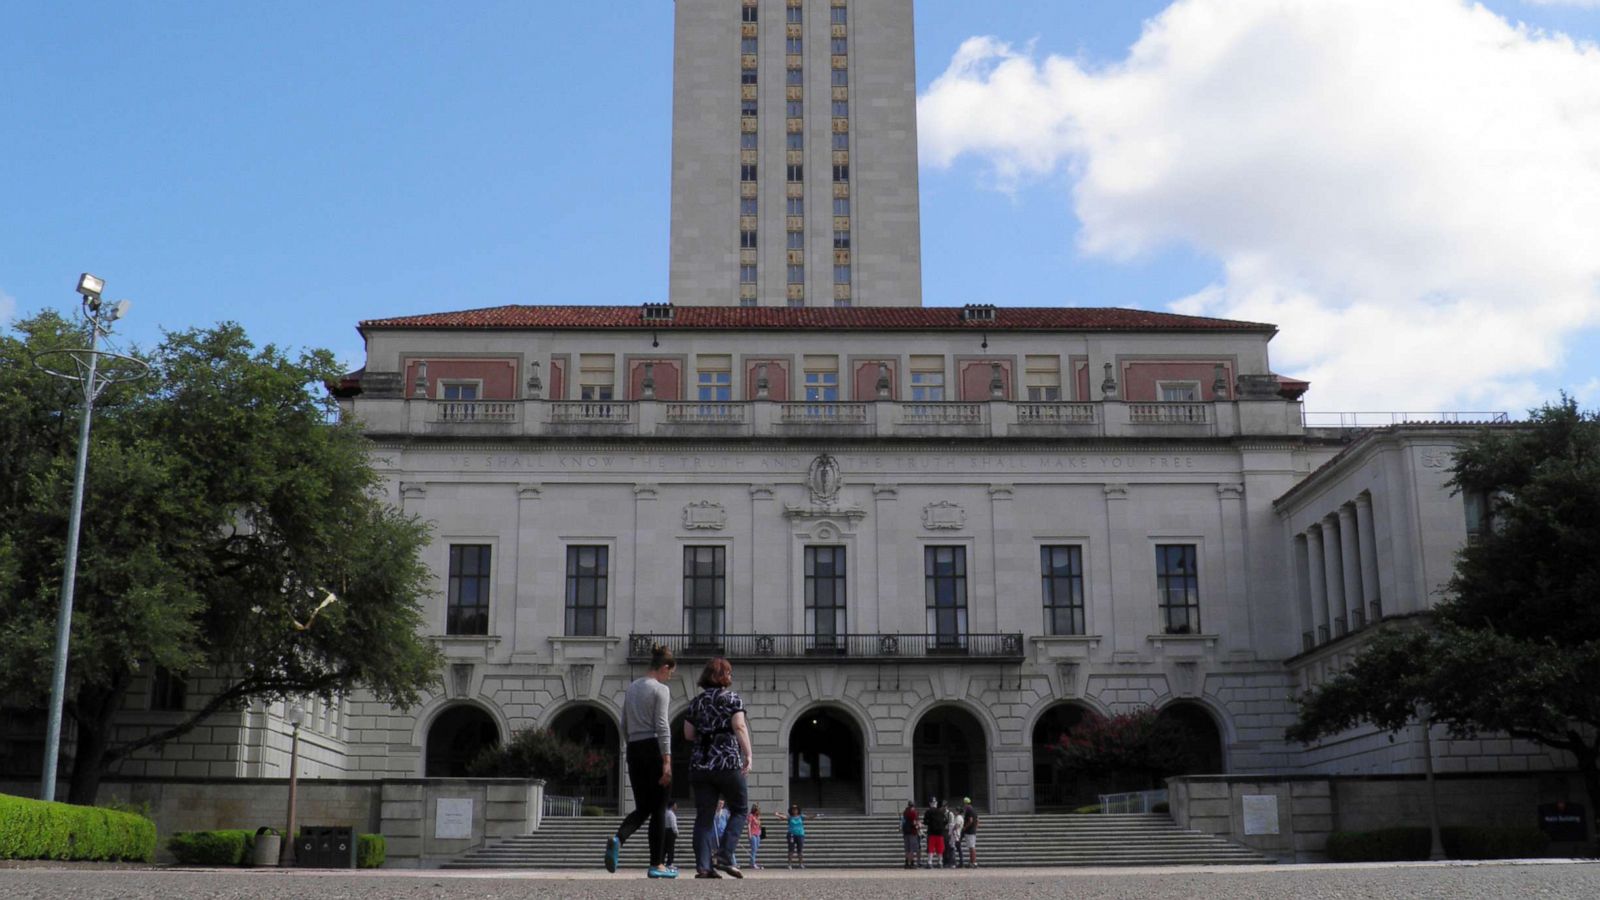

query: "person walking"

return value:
[607, 645, 677, 879]
[900, 800, 919, 869]
[944, 801, 959, 869]
[924, 797, 946, 869]
[960, 797, 979, 869]
[785, 804, 807, 868]
[663, 801, 679, 872]
[748, 804, 764, 869]
[684, 657, 752, 879]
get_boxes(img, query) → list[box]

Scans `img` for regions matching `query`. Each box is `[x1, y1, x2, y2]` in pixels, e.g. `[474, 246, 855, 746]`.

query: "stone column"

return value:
[1293, 533, 1314, 650]
[872, 485, 899, 634]
[1216, 484, 1250, 648]
[750, 485, 781, 633]
[988, 484, 1019, 635]
[1306, 525, 1329, 644]
[1338, 504, 1364, 629]
[1354, 493, 1382, 621]
[1104, 485, 1135, 653]
[1320, 515, 1346, 637]
[514, 484, 542, 651]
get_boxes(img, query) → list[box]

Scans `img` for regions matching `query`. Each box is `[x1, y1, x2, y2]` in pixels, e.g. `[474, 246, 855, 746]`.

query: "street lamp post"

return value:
[34, 273, 140, 802]
[281, 703, 306, 866]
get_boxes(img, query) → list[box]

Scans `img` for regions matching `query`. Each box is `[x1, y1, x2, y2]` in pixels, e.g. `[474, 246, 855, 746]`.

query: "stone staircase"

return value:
[442, 813, 1272, 869]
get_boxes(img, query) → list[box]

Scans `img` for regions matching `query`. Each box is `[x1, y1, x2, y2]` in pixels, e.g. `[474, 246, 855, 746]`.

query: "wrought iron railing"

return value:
[627, 632, 1025, 662]
[542, 794, 585, 817]
[1014, 402, 1098, 425]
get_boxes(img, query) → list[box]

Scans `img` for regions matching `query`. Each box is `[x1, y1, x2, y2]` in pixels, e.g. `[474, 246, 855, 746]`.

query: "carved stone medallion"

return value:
[682, 500, 727, 530]
[921, 500, 966, 530]
[807, 454, 842, 506]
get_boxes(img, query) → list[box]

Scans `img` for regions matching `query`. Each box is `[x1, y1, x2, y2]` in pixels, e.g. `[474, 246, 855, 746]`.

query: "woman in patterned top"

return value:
[682, 657, 753, 879]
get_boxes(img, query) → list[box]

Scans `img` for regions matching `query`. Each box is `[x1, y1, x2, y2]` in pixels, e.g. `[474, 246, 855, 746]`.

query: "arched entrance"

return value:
[1031, 702, 1096, 810]
[425, 705, 499, 777]
[788, 708, 865, 813]
[549, 705, 622, 814]
[912, 705, 988, 811]
[1157, 701, 1226, 775]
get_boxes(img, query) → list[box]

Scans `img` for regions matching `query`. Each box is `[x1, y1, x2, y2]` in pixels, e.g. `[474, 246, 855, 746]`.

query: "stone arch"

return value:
[908, 702, 993, 812]
[1027, 700, 1102, 811]
[410, 695, 510, 776]
[784, 703, 870, 814]
[545, 702, 624, 814]
[1156, 699, 1228, 775]
[423, 702, 502, 777]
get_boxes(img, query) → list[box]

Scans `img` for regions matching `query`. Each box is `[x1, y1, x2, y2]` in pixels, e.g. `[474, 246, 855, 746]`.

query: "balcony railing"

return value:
[1128, 402, 1210, 425]
[1303, 411, 1509, 429]
[1015, 402, 1097, 425]
[900, 402, 986, 425]
[779, 402, 871, 425]
[548, 401, 633, 424]
[664, 402, 748, 425]
[433, 401, 519, 423]
[627, 632, 1026, 663]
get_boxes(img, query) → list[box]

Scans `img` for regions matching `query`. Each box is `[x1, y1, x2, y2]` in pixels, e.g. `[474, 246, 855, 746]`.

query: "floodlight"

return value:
[108, 300, 131, 322]
[76, 273, 104, 300]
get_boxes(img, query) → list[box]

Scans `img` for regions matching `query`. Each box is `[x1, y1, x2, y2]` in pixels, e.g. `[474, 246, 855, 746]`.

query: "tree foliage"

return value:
[0, 311, 440, 802]
[1290, 397, 1600, 820]
[1051, 707, 1201, 790]
[467, 728, 613, 783]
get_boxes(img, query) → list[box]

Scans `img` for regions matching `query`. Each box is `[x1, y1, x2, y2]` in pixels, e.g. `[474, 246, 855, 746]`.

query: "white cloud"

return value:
[0, 289, 16, 325]
[919, 0, 1600, 411]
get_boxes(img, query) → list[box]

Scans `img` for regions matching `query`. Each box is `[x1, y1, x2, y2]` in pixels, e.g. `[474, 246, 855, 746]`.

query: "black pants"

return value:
[616, 739, 669, 867]
[664, 828, 678, 866]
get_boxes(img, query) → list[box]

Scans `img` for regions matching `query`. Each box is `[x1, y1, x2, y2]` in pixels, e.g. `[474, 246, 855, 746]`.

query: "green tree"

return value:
[1289, 397, 1600, 821]
[467, 727, 613, 783]
[0, 311, 441, 803]
[1052, 707, 1201, 792]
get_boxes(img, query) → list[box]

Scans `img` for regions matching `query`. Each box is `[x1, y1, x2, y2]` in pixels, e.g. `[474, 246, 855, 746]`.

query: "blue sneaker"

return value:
[648, 866, 678, 879]
[605, 836, 620, 873]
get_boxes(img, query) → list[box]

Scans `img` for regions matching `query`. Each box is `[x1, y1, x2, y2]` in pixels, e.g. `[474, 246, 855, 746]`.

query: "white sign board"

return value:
[435, 798, 474, 840]
[1242, 794, 1280, 836]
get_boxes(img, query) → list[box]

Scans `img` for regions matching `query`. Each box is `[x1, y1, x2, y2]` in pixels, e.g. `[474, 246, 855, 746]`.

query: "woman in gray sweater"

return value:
[607, 645, 677, 878]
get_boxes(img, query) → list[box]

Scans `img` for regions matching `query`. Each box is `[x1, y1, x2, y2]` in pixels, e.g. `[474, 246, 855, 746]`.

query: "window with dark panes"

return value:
[150, 667, 188, 712]
[805, 546, 847, 648]
[1156, 544, 1200, 634]
[447, 544, 492, 635]
[565, 546, 609, 636]
[924, 546, 968, 648]
[1041, 546, 1086, 636]
[683, 546, 726, 644]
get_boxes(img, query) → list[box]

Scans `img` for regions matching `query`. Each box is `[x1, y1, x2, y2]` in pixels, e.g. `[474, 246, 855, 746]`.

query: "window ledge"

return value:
[1030, 635, 1103, 660]
[1146, 633, 1220, 653]
[428, 634, 502, 661]
[550, 635, 622, 664]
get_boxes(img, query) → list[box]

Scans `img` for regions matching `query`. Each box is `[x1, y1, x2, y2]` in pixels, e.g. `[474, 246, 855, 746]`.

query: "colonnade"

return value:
[1293, 492, 1383, 650]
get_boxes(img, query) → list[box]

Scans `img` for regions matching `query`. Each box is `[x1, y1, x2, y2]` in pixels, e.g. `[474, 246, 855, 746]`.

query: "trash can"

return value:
[294, 826, 356, 868]
[252, 827, 282, 867]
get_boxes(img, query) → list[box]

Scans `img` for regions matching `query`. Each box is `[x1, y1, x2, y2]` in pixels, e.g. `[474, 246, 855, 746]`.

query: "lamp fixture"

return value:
[76, 272, 104, 302]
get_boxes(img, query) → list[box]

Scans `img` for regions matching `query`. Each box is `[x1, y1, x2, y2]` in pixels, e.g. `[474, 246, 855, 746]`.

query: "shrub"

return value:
[468, 727, 613, 783]
[0, 793, 157, 862]
[1326, 826, 1551, 862]
[1069, 803, 1103, 815]
[357, 834, 385, 869]
[582, 805, 607, 817]
[1150, 801, 1170, 814]
[168, 829, 253, 866]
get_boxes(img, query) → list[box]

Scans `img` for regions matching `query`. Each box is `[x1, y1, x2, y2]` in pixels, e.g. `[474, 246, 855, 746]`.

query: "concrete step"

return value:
[442, 813, 1272, 870]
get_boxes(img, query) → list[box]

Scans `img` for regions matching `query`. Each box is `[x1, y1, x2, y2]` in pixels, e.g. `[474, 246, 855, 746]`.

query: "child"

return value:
[663, 800, 679, 872]
[747, 804, 763, 870]
[785, 804, 806, 869]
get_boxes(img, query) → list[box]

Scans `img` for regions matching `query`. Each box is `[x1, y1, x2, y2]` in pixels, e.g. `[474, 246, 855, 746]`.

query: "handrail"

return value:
[1128, 402, 1210, 424]
[1302, 411, 1510, 428]
[433, 400, 519, 423]
[548, 401, 633, 423]
[778, 402, 871, 424]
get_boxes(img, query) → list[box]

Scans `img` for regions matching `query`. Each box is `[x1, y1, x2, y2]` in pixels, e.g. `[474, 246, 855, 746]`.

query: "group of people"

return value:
[604, 646, 808, 880]
[901, 797, 979, 869]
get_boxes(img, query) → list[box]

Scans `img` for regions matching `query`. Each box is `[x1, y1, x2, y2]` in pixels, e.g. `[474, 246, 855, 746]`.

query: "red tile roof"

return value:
[358, 305, 1278, 334]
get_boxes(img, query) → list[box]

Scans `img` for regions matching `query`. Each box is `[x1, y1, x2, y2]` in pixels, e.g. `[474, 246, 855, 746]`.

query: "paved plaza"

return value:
[2, 861, 1598, 899]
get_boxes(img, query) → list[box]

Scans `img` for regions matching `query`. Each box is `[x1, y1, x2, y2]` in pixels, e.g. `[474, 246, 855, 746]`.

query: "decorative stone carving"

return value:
[400, 482, 427, 500]
[517, 484, 542, 500]
[988, 484, 1014, 500]
[1217, 483, 1245, 499]
[877, 362, 891, 400]
[1172, 661, 1200, 698]
[526, 361, 543, 400]
[807, 454, 843, 506]
[755, 363, 770, 400]
[1101, 362, 1117, 398]
[641, 362, 656, 400]
[449, 663, 472, 699]
[990, 362, 1005, 400]
[1057, 662, 1081, 697]
[682, 500, 727, 530]
[1212, 364, 1228, 399]
[414, 360, 429, 399]
[1103, 484, 1129, 500]
[750, 484, 775, 500]
[921, 501, 966, 530]
[634, 483, 658, 500]
[572, 663, 593, 699]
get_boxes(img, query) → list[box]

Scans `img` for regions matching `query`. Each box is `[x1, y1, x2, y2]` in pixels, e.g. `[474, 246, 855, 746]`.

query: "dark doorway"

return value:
[912, 706, 988, 811]
[1032, 703, 1096, 810]
[788, 708, 865, 813]
[425, 705, 499, 777]
[1157, 702, 1226, 775]
[549, 705, 622, 814]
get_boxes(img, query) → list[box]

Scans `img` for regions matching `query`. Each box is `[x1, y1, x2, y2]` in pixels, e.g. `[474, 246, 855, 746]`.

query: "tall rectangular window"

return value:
[910, 355, 945, 401]
[1041, 546, 1086, 636]
[683, 546, 726, 644]
[803, 355, 839, 401]
[578, 354, 615, 401]
[1156, 544, 1200, 635]
[150, 667, 188, 712]
[697, 355, 732, 401]
[1026, 355, 1062, 401]
[787, 197, 805, 215]
[805, 546, 847, 648]
[447, 544, 492, 635]
[565, 546, 609, 636]
[924, 546, 968, 648]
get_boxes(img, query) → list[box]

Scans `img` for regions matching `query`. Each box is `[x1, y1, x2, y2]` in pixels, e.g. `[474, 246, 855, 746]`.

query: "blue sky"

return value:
[3, 1, 1597, 412]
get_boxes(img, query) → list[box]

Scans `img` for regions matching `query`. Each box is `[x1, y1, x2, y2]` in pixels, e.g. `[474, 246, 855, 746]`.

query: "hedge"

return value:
[1326, 826, 1551, 862]
[0, 793, 157, 862]
[168, 829, 386, 867]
